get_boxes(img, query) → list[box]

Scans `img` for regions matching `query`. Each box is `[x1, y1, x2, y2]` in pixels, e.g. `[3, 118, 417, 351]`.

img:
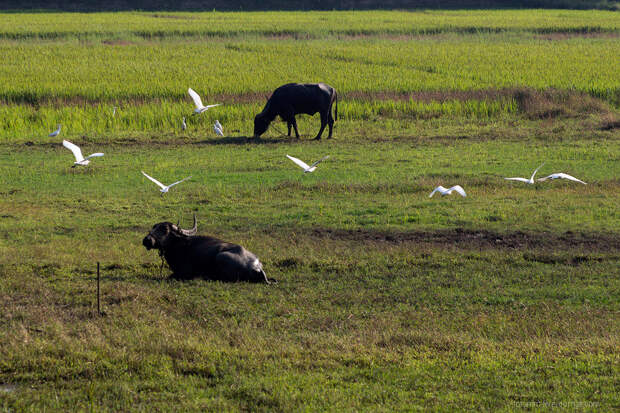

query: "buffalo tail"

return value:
[334, 90, 338, 121]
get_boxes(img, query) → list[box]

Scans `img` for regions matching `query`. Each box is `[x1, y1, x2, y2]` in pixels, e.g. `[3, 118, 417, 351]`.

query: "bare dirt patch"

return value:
[150, 14, 196, 20]
[513, 88, 614, 120]
[599, 114, 620, 130]
[102, 40, 137, 46]
[534, 32, 620, 41]
[306, 227, 620, 252]
[344, 89, 515, 103]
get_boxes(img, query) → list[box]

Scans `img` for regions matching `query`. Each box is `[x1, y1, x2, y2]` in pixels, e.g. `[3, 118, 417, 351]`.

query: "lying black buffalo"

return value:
[254, 82, 338, 140]
[143, 215, 272, 283]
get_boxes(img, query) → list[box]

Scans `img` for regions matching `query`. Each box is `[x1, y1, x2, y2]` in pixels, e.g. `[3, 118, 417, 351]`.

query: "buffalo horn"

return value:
[178, 214, 197, 236]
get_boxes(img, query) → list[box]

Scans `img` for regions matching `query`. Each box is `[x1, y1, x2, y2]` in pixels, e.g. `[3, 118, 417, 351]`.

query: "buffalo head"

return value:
[143, 215, 197, 251]
[253, 113, 269, 138]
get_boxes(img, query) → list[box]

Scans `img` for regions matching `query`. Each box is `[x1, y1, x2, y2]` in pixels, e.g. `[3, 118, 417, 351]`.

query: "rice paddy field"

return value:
[0, 9, 619, 412]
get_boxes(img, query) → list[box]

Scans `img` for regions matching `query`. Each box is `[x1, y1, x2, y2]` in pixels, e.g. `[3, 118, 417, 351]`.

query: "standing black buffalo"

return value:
[254, 82, 338, 140]
[143, 215, 272, 283]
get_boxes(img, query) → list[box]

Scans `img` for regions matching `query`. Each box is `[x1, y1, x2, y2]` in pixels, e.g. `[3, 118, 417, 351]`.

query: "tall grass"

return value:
[0, 35, 617, 108]
[0, 10, 618, 40]
[0, 99, 521, 141]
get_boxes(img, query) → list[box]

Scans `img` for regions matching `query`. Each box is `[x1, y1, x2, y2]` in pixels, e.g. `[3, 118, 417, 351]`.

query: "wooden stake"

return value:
[97, 262, 101, 315]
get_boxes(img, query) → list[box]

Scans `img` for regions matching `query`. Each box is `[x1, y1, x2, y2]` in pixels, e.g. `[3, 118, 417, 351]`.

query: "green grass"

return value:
[0, 10, 618, 40]
[1, 121, 619, 410]
[1, 34, 618, 104]
[1, 9, 619, 412]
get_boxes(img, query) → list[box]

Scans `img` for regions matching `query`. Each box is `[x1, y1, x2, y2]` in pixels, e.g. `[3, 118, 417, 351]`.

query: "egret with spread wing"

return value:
[537, 173, 587, 185]
[504, 163, 545, 184]
[188, 88, 221, 114]
[286, 154, 330, 173]
[141, 171, 192, 194]
[429, 185, 467, 198]
[62, 140, 104, 167]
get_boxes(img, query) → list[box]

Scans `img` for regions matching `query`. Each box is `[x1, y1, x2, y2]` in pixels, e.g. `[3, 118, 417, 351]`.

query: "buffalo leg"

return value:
[327, 110, 334, 138]
[291, 117, 300, 138]
[287, 122, 292, 137]
[314, 112, 328, 140]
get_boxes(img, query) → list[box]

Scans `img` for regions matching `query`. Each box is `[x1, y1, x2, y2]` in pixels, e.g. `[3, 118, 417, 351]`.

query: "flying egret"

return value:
[62, 140, 104, 167]
[537, 173, 587, 185]
[49, 124, 61, 137]
[188, 88, 221, 114]
[213, 122, 224, 136]
[182, 117, 187, 131]
[504, 163, 545, 184]
[141, 171, 192, 194]
[429, 185, 467, 198]
[286, 154, 330, 173]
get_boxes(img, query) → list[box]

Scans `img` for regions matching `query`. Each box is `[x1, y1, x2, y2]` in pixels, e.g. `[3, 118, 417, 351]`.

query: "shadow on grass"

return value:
[193, 135, 322, 146]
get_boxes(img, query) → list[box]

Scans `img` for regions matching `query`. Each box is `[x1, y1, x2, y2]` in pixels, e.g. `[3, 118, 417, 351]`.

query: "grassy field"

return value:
[1, 10, 619, 412]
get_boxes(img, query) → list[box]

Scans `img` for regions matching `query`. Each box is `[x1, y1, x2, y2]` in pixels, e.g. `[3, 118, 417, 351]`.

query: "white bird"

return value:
[48, 124, 61, 137]
[429, 185, 467, 198]
[182, 117, 187, 131]
[141, 171, 192, 194]
[62, 140, 104, 167]
[504, 163, 545, 184]
[286, 154, 330, 173]
[537, 173, 587, 185]
[215, 120, 223, 131]
[213, 122, 224, 136]
[112, 107, 117, 117]
[188, 88, 221, 114]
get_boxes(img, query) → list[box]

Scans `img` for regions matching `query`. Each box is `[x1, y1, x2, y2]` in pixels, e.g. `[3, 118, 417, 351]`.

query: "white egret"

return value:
[62, 140, 104, 167]
[504, 163, 545, 184]
[182, 117, 187, 131]
[286, 154, 329, 173]
[141, 171, 192, 194]
[213, 122, 224, 136]
[537, 173, 587, 185]
[429, 185, 467, 198]
[49, 124, 61, 137]
[112, 107, 117, 117]
[188, 88, 221, 114]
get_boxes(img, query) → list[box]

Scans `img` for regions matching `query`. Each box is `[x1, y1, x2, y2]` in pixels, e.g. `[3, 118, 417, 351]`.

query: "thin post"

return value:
[97, 262, 101, 315]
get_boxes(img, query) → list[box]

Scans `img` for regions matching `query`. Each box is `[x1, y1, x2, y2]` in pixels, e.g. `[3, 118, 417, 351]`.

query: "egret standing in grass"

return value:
[286, 155, 330, 173]
[62, 140, 104, 167]
[504, 163, 545, 184]
[141, 171, 192, 195]
[429, 185, 467, 198]
[49, 124, 61, 137]
[537, 173, 587, 185]
[188, 88, 221, 115]
[213, 121, 224, 136]
[182, 117, 187, 131]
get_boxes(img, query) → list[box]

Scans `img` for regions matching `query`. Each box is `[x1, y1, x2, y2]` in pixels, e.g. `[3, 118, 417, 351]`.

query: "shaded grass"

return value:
[1, 239, 618, 410]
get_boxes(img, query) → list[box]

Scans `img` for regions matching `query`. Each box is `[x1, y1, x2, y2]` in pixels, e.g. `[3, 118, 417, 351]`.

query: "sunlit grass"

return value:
[0, 10, 618, 39]
[1, 36, 619, 105]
